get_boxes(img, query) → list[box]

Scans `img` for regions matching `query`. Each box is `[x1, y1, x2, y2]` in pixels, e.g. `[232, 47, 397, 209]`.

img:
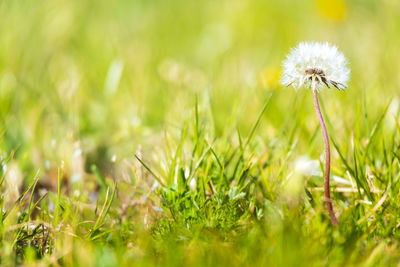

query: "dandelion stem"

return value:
[312, 86, 338, 226]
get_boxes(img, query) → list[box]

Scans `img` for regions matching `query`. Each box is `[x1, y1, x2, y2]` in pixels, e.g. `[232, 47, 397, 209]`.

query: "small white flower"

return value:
[281, 42, 350, 90]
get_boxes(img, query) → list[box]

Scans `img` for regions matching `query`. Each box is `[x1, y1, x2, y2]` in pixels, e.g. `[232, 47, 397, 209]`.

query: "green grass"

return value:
[1, 0, 400, 266]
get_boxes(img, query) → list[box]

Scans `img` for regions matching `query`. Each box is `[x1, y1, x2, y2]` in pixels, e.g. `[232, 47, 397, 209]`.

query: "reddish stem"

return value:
[312, 88, 338, 226]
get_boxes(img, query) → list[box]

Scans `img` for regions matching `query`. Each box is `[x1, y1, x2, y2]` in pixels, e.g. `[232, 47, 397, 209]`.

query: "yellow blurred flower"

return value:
[259, 67, 281, 89]
[317, 0, 347, 21]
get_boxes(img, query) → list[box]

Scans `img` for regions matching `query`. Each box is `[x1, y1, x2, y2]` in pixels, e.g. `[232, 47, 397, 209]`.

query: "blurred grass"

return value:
[1, 0, 400, 266]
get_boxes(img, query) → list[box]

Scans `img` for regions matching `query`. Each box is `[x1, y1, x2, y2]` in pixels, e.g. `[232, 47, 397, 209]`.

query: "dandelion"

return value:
[282, 42, 349, 90]
[282, 41, 350, 226]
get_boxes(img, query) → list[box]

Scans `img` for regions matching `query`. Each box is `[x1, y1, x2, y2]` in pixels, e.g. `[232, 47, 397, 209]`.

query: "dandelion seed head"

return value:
[281, 42, 350, 90]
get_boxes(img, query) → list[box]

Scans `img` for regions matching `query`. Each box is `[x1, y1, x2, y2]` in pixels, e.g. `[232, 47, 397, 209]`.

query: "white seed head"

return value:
[281, 42, 350, 90]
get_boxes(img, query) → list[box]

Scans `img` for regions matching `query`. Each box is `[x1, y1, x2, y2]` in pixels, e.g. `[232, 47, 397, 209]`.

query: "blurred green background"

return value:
[0, 0, 399, 186]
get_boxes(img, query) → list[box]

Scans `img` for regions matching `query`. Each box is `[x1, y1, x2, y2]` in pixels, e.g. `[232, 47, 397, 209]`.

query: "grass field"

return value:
[1, 0, 400, 266]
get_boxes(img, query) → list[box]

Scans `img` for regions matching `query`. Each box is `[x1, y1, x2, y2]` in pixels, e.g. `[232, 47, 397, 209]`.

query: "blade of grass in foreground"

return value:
[230, 94, 272, 183]
[88, 183, 117, 240]
[168, 121, 188, 185]
[135, 154, 166, 187]
[244, 93, 273, 149]
[364, 100, 391, 156]
[4, 170, 40, 222]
